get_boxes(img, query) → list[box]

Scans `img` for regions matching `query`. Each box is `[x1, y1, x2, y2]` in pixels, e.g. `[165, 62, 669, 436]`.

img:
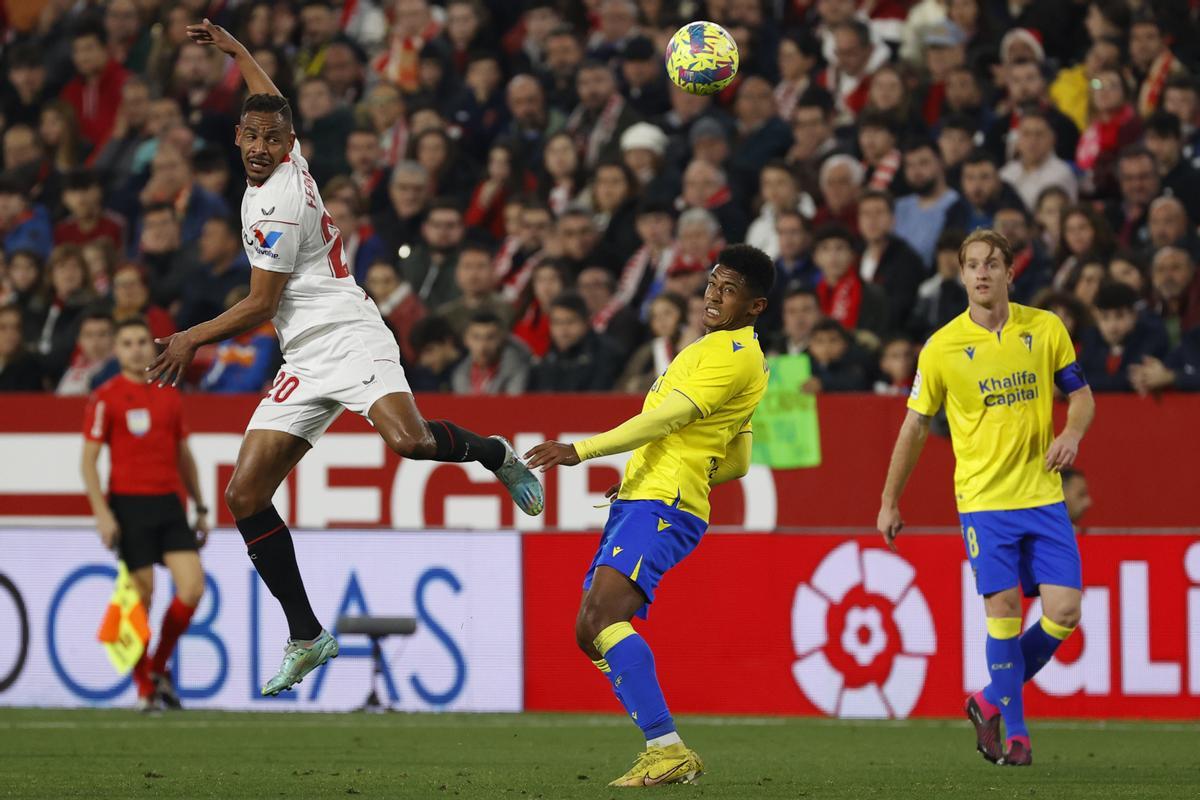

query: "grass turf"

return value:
[1, 709, 1197, 799]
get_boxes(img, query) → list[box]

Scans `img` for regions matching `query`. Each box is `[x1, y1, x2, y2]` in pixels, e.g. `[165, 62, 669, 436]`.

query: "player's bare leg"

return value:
[367, 392, 544, 515]
[152, 550, 206, 709]
[226, 430, 338, 695]
[128, 566, 158, 710]
[576, 567, 704, 787]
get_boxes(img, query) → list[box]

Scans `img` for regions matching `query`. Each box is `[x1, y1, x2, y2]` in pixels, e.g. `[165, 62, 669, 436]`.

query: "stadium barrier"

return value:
[0, 394, 1197, 529]
[1, 528, 1197, 718]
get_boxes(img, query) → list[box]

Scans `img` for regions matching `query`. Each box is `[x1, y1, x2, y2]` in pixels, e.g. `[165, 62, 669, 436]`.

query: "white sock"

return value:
[646, 731, 682, 748]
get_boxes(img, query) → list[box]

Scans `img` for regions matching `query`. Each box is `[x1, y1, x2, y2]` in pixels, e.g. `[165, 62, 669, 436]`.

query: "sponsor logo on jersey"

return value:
[979, 370, 1039, 407]
[247, 226, 283, 259]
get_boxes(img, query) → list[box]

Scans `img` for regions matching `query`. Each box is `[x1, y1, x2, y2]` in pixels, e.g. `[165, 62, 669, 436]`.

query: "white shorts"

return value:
[246, 319, 411, 445]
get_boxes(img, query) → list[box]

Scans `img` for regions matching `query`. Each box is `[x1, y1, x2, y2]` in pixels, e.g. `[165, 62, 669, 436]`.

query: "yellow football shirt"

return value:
[907, 303, 1081, 513]
[619, 326, 769, 522]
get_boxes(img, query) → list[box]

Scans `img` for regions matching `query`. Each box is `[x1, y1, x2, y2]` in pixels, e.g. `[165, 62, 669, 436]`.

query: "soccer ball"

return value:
[665, 21, 740, 96]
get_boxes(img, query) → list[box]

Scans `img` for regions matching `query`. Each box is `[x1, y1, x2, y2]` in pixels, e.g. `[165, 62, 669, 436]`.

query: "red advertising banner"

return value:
[0, 394, 1197, 530]
[523, 533, 1200, 719]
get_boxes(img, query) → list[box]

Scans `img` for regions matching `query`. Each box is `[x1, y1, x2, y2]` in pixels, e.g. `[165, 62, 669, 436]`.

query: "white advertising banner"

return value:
[0, 529, 523, 711]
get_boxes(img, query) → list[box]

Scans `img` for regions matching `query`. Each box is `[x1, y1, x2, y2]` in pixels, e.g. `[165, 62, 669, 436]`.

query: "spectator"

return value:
[138, 143, 229, 247]
[530, 292, 623, 391]
[678, 159, 748, 243]
[175, 217, 250, 330]
[198, 286, 280, 393]
[55, 169, 127, 251]
[1150, 246, 1200, 347]
[1059, 468, 1093, 529]
[540, 131, 587, 216]
[372, 0, 440, 93]
[918, 21, 967, 128]
[1078, 282, 1169, 392]
[606, 200, 676, 321]
[552, 207, 601, 276]
[577, 264, 639, 358]
[775, 31, 820, 122]
[437, 243, 514, 336]
[811, 223, 888, 340]
[1143, 111, 1200, 224]
[0, 306, 44, 392]
[295, 0, 346, 81]
[60, 21, 130, 159]
[858, 111, 905, 196]
[986, 59, 1080, 166]
[812, 154, 864, 234]
[1077, 69, 1143, 198]
[1038, 289, 1094, 348]
[540, 25, 585, 112]
[729, 76, 793, 200]
[747, 161, 811, 260]
[911, 229, 969, 339]
[1105, 146, 1160, 251]
[345, 127, 390, 216]
[1109, 250, 1151, 303]
[136, 202, 198, 307]
[618, 291, 689, 393]
[937, 113, 977, 191]
[787, 87, 842, 201]
[3, 250, 44, 310]
[502, 74, 564, 174]
[28, 244, 95, 384]
[993, 202, 1054, 304]
[1, 43, 50, 129]
[804, 317, 875, 392]
[1034, 185, 1070, 255]
[57, 311, 117, 396]
[619, 36, 670, 118]
[687, 117, 732, 174]
[1146, 196, 1196, 259]
[817, 19, 891, 125]
[447, 50, 508, 162]
[587, 160, 640, 264]
[762, 210, 819, 332]
[999, 109, 1079, 212]
[109, 263, 175, 341]
[401, 198, 466, 309]
[586, 0, 640, 64]
[439, 0, 489, 75]
[373, 161, 430, 265]
[668, 208, 722, 289]
[946, 148, 1024, 233]
[451, 310, 531, 395]
[170, 41, 239, 144]
[407, 316, 462, 392]
[494, 200, 554, 301]
[1129, 13, 1184, 119]
[894, 138, 959, 268]
[1130, 326, 1200, 395]
[362, 82, 409, 171]
[40, 100, 89, 172]
[1049, 37, 1121, 133]
[766, 286, 822, 357]
[619, 122, 673, 203]
[466, 143, 538, 243]
[942, 65, 992, 134]
[320, 42, 366, 108]
[857, 190, 925, 333]
[863, 63, 920, 134]
[1054, 203, 1114, 289]
[874, 336, 917, 396]
[0, 174, 53, 260]
[364, 260, 427, 365]
[1163, 75, 1200, 167]
[296, 76, 355, 184]
[511, 260, 568, 357]
[564, 60, 641, 170]
[1068, 257, 1107, 310]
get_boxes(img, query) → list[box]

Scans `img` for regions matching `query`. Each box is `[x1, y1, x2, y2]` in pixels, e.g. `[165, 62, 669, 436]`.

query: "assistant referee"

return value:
[81, 317, 210, 712]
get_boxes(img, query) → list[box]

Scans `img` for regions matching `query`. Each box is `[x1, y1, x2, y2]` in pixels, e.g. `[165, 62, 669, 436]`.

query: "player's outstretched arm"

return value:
[876, 409, 932, 551]
[148, 268, 289, 386]
[524, 391, 702, 471]
[187, 18, 281, 98]
[1045, 386, 1095, 472]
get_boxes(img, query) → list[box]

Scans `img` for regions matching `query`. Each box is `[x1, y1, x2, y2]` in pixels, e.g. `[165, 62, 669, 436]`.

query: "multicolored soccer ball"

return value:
[665, 21, 740, 96]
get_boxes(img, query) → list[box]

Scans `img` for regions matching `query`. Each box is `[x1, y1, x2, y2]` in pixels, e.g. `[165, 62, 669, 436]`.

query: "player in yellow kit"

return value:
[877, 229, 1095, 767]
[526, 244, 773, 787]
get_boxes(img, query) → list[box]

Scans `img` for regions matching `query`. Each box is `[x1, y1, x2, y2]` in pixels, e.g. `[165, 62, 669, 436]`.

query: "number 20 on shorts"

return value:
[269, 372, 299, 403]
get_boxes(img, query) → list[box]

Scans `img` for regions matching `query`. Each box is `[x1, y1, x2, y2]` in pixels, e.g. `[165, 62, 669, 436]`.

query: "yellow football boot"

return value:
[607, 743, 705, 787]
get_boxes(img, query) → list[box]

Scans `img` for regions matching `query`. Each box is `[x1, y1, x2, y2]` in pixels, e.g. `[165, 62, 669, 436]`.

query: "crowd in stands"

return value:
[1, 0, 1199, 397]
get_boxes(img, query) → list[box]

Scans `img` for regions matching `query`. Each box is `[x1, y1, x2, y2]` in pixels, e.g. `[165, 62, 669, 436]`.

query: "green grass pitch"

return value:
[1, 709, 1197, 799]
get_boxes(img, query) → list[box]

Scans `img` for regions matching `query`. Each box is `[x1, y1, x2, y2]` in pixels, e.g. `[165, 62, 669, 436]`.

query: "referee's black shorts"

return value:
[109, 494, 197, 571]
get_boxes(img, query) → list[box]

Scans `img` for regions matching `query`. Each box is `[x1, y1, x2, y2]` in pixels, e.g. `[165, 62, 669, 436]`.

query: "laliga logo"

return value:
[791, 541, 936, 718]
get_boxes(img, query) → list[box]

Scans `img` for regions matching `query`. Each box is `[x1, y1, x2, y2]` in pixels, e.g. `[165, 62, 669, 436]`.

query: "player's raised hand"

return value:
[147, 331, 197, 388]
[524, 441, 581, 472]
[186, 18, 242, 56]
[1045, 430, 1080, 473]
[876, 504, 903, 552]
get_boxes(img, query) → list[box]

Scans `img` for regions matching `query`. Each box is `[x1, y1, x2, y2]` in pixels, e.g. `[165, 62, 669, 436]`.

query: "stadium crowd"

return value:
[1, 0, 1199, 397]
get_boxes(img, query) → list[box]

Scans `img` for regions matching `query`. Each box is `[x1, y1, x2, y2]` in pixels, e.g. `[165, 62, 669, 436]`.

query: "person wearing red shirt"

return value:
[53, 169, 127, 250]
[80, 317, 208, 712]
[60, 22, 130, 157]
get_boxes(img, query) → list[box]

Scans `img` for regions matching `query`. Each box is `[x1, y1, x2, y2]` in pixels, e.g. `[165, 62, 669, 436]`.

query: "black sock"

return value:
[237, 506, 322, 641]
[426, 420, 506, 470]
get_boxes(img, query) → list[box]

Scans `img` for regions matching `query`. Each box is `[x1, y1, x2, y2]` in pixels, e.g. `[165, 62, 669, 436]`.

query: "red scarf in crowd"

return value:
[1076, 104, 1136, 171]
[1139, 51, 1177, 117]
[816, 271, 864, 329]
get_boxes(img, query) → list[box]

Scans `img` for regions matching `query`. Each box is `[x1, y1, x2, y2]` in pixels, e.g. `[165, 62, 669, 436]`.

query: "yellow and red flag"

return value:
[96, 561, 150, 674]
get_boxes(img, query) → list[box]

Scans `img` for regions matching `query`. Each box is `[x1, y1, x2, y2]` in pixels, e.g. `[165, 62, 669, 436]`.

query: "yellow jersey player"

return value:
[526, 244, 773, 787]
[877, 229, 1095, 767]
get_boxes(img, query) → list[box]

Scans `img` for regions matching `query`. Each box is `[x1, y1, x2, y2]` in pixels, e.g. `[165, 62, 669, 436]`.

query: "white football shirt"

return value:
[240, 139, 381, 352]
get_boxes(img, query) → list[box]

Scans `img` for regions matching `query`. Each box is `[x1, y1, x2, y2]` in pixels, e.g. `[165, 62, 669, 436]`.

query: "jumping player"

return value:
[82, 317, 209, 712]
[526, 245, 773, 787]
[149, 20, 543, 696]
[877, 229, 1095, 766]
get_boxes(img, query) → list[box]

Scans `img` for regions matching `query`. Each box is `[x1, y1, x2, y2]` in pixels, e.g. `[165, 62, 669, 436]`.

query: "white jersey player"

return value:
[150, 19, 544, 697]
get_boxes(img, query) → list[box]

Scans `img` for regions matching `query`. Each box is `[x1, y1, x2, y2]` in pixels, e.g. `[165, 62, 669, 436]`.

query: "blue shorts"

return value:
[959, 502, 1082, 597]
[582, 499, 707, 619]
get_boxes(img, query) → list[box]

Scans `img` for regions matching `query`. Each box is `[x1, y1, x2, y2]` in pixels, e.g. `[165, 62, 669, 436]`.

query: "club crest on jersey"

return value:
[125, 408, 151, 437]
[246, 225, 283, 258]
[1021, 332, 1033, 351]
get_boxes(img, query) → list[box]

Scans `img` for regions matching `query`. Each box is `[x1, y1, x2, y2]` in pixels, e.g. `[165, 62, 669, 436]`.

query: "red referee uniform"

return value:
[83, 374, 185, 495]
